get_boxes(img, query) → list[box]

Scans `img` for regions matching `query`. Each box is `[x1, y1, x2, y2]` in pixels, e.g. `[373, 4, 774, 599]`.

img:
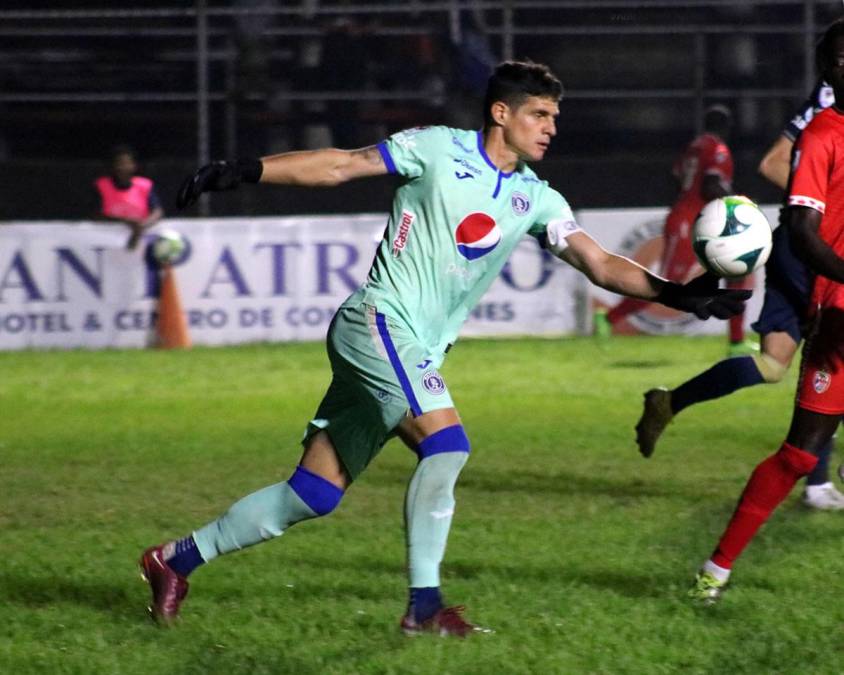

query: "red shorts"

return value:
[796, 307, 844, 415]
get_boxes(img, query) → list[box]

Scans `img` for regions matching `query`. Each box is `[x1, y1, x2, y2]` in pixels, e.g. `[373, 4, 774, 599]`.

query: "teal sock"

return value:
[405, 451, 469, 588]
[193, 480, 319, 562]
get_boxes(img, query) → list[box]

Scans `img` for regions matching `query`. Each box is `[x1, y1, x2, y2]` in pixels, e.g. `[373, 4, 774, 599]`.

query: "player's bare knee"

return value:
[300, 430, 350, 489]
[288, 465, 344, 516]
[753, 353, 789, 383]
[400, 408, 463, 447]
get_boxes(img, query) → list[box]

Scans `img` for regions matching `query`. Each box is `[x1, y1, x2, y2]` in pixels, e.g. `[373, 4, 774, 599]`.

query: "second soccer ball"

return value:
[151, 230, 187, 266]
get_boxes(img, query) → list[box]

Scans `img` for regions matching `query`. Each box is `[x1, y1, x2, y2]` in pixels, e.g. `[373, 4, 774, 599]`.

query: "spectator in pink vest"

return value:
[93, 145, 163, 249]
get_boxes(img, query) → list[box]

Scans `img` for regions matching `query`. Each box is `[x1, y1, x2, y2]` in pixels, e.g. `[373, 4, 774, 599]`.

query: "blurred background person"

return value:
[93, 145, 163, 250]
[594, 104, 753, 354]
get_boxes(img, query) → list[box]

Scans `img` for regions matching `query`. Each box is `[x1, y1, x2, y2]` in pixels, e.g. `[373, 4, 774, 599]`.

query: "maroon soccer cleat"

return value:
[400, 605, 488, 638]
[139, 544, 189, 625]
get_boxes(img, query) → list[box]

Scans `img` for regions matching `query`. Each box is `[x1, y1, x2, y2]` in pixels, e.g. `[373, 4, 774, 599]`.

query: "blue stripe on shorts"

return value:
[375, 311, 422, 416]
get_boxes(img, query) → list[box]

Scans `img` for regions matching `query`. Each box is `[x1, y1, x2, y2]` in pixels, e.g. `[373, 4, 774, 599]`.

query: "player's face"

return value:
[112, 153, 137, 182]
[502, 96, 559, 162]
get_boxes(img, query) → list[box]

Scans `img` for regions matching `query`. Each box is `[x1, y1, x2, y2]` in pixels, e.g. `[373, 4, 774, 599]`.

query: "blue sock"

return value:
[165, 535, 205, 577]
[806, 438, 834, 486]
[409, 587, 443, 623]
[671, 355, 764, 415]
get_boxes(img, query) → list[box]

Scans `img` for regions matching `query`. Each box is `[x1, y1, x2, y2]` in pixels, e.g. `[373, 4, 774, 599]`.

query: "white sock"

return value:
[702, 559, 731, 583]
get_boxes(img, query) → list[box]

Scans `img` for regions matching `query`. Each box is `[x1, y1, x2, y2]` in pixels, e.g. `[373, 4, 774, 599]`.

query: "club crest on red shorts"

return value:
[813, 370, 831, 394]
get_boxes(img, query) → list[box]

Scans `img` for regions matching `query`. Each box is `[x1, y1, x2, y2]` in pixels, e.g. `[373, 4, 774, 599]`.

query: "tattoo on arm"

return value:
[350, 146, 383, 165]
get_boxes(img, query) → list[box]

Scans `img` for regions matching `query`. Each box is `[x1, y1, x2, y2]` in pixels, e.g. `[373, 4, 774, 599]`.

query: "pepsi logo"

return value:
[455, 213, 501, 261]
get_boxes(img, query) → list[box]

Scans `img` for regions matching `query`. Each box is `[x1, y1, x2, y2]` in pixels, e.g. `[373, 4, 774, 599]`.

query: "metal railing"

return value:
[0, 0, 840, 213]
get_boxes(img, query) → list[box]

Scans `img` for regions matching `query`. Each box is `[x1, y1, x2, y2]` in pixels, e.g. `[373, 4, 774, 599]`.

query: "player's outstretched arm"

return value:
[259, 145, 388, 186]
[176, 145, 388, 210]
[558, 231, 750, 320]
[790, 206, 844, 283]
[558, 231, 661, 298]
[758, 135, 793, 191]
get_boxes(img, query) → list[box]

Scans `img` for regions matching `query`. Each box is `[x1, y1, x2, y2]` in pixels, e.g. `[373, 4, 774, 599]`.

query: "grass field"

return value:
[2, 336, 843, 675]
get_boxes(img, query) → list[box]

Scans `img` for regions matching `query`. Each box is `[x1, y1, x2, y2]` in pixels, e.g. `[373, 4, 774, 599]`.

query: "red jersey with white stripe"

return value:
[670, 132, 733, 220]
[788, 107, 844, 309]
[661, 133, 733, 279]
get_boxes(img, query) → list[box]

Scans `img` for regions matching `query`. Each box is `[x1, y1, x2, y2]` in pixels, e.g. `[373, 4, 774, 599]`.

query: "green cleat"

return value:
[727, 339, 759, 357]
[635, 388, 673, 458]
[688, 571, 728, 605]
[593, 308, 611, 339]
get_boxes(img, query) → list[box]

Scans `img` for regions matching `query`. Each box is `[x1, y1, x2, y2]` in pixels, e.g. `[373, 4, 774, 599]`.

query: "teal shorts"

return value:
[304, 302, 454, 481]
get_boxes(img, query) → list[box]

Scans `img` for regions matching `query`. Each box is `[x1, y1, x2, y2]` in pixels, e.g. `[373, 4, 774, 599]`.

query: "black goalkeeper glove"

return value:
[656, 272, 751, 320]
[176, 158, 263, 210]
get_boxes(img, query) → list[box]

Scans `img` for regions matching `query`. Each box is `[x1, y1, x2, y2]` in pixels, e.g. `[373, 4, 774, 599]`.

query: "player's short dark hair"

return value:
[110, 144, 136, 162]
[816, 18, 844, 73]
[483, 61, 563, 129]
[703, 104, 732, 135]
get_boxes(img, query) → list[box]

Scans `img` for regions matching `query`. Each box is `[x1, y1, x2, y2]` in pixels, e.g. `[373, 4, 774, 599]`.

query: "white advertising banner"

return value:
[0, 216, 582, 350]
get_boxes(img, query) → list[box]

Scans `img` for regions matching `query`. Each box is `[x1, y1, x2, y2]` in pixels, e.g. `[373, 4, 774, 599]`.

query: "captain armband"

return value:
[544, 218, 582, 256]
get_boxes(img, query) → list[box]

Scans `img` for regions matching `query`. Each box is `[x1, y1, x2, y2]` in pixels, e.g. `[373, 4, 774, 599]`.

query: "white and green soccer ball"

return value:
[692, 195, 773, 278]
[151, 229, 187, 266]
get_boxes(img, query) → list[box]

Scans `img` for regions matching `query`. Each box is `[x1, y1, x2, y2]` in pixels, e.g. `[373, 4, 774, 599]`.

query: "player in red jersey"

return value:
[596, 105, 752, 352]
[689, 18, 844, 603]
[662, 105, 734, 287]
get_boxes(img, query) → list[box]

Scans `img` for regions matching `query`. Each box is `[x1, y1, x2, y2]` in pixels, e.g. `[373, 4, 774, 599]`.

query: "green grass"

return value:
[1, 336, 842, 674]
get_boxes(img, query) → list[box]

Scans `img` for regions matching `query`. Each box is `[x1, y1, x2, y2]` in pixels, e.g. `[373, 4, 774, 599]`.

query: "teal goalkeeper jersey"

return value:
[347, 125, 578, 354]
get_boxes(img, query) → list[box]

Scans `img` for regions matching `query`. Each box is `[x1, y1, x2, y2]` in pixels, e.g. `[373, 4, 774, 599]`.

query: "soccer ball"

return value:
[692, 195, 773, 278]
[151, 230, 187, 266]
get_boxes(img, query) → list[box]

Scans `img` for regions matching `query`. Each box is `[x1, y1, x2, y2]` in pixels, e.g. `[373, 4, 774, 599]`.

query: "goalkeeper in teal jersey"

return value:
[141, 61, 750, 636]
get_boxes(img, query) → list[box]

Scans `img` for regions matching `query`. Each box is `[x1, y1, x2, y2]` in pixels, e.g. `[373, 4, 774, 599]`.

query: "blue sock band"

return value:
[417, 425, 470, 459]
[288, 465, 344, 516]
[166, 534, 205, 577]
[671, 355, 764, 415]
[409, 586, 443, 623]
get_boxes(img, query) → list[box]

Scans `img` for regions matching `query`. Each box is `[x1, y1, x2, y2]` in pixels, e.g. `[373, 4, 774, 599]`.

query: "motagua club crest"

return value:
[422, 370, 446, 395]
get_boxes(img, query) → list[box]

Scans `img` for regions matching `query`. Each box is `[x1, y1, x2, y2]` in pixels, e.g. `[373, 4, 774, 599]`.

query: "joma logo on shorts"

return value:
[392, 210, 415, 256]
